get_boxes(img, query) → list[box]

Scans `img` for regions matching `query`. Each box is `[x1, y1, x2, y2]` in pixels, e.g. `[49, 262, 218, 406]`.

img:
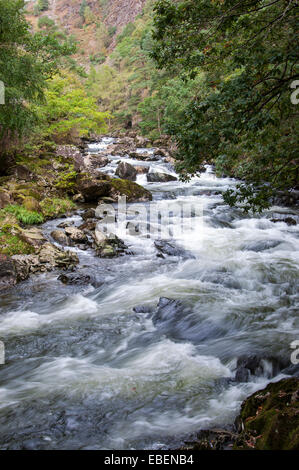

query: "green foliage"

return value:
[37, 0, 49, 12]
[35, 72, 110, 143]
[0, 230, 35, 256]
[39, 197, 76, 218]
[0, 0, 75, 155]
[3, 205, 44, 225]
[151, 0, 299, 211]
[38, 16, 55, 30]
[55, 165, 77, 192]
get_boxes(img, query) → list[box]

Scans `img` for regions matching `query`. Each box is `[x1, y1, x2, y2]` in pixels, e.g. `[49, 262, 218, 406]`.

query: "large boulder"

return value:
[147, 172, 177, 183]
[234, 378, 299, 450]
[85, 154, 109, 169]
[115, 162, 137, 181]
[75, 173, 111, 202]
[0, 254, 17, 290]
[109, 178, 152, 202]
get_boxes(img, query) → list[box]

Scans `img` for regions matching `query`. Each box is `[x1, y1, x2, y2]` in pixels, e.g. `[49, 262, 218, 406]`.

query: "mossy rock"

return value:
[110, 178, 152, 202]
[234, 378, 299, 450]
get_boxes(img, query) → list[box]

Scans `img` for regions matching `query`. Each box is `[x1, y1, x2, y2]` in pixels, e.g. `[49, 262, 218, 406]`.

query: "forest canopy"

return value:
[151, 0, 299, 211]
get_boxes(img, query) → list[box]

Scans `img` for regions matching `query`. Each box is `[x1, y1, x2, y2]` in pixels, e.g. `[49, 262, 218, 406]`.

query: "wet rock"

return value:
[109, 179, 152, 202]
[72, 193, 85, 203]
[57, 221, 74, 229]
[133, 305, 155, 314]
[76, 173, 111, 202]
[134, 165, 149, 175]
[147, 172, 177, 183]
[78, 220, 97, 233]
[152, 297, 183, 324]
[234, 378, 299, 450]
[38, 242, 79, 270]
[271, 217, 297, 226]
[154, 240, 194, 259]
[51, 230, 70, 246]
[58, 273, 92, 285]
[64, 227, 88, 244]
[87, 154, 109, 169]
[115, 162, 137, 181]
[0, 254, 17, 290]
[81, 208, 96, 221]
[12, 254, 38, 281]
[181, 429, 237, 451]
[241, 239, 282, 252]
[234, 355, 287, 382]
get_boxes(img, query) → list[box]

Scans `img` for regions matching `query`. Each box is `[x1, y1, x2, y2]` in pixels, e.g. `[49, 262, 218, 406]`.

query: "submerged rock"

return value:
[234, 378, 299, 450]
[154, 240, 194, 259]
[241, 239, 282, 252]
[58, 273, 93, 285]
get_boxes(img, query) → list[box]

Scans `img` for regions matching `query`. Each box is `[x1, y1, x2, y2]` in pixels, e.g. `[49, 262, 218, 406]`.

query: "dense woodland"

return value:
[0, 0, 298, 211]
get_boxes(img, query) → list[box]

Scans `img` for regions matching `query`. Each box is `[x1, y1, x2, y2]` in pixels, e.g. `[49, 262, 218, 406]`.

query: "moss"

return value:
[234, 378, 299, 450]
[40, 197, 76, 218]
[0, 230, 35, 256]
[110, 178, 152, 202]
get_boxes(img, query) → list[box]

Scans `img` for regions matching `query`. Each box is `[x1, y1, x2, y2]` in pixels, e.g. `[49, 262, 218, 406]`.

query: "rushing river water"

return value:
[0, 137, 298, 449]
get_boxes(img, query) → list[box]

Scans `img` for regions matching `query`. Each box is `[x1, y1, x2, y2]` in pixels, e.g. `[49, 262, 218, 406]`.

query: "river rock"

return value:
[234, 378, 299, 450]
[109, 179, 152, 202]
[64, 226, 88, 244]
[51, 230, 70, 246]
[87, 154, 109, 169]
[134, 165, 149, 174]
[55, 145, 85, 172]
[241, 239, 282, 252]
[234, 355, 288, 383]
[271, 216, 297, 226]
[58, 273, 92, 285]
[115, 162, 137, 181]
[76, 173, 111, 202]
[154, 240, 194, 259]
[180, 429, 237, 451]
[38, 242, 79, 270]
[0, 255, 17, 290]
[147, 172, 177, 183]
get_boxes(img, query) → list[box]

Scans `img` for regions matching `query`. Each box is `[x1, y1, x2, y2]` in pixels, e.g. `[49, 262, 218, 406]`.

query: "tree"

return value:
[151, 0, 299, 211]
[0, 0, 75, 170]
[35, 72, 111, 143]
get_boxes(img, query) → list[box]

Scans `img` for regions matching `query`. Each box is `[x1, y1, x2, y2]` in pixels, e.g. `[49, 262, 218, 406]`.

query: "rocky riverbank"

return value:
[0, 133, 172, 289]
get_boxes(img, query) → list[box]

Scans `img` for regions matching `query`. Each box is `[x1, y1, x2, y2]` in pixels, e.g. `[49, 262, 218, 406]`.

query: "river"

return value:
[0, 137, 298, 449]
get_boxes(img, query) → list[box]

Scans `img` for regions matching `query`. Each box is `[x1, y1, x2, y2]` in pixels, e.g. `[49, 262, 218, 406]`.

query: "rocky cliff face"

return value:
[26, 0, 148, 60]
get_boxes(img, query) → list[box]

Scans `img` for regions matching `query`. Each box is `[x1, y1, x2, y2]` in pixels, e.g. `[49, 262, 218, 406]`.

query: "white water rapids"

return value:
[0, 137, 298, 449]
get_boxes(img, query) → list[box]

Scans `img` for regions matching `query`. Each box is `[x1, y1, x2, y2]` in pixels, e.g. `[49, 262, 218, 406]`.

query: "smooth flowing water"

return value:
[0, 137, 298, 449]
